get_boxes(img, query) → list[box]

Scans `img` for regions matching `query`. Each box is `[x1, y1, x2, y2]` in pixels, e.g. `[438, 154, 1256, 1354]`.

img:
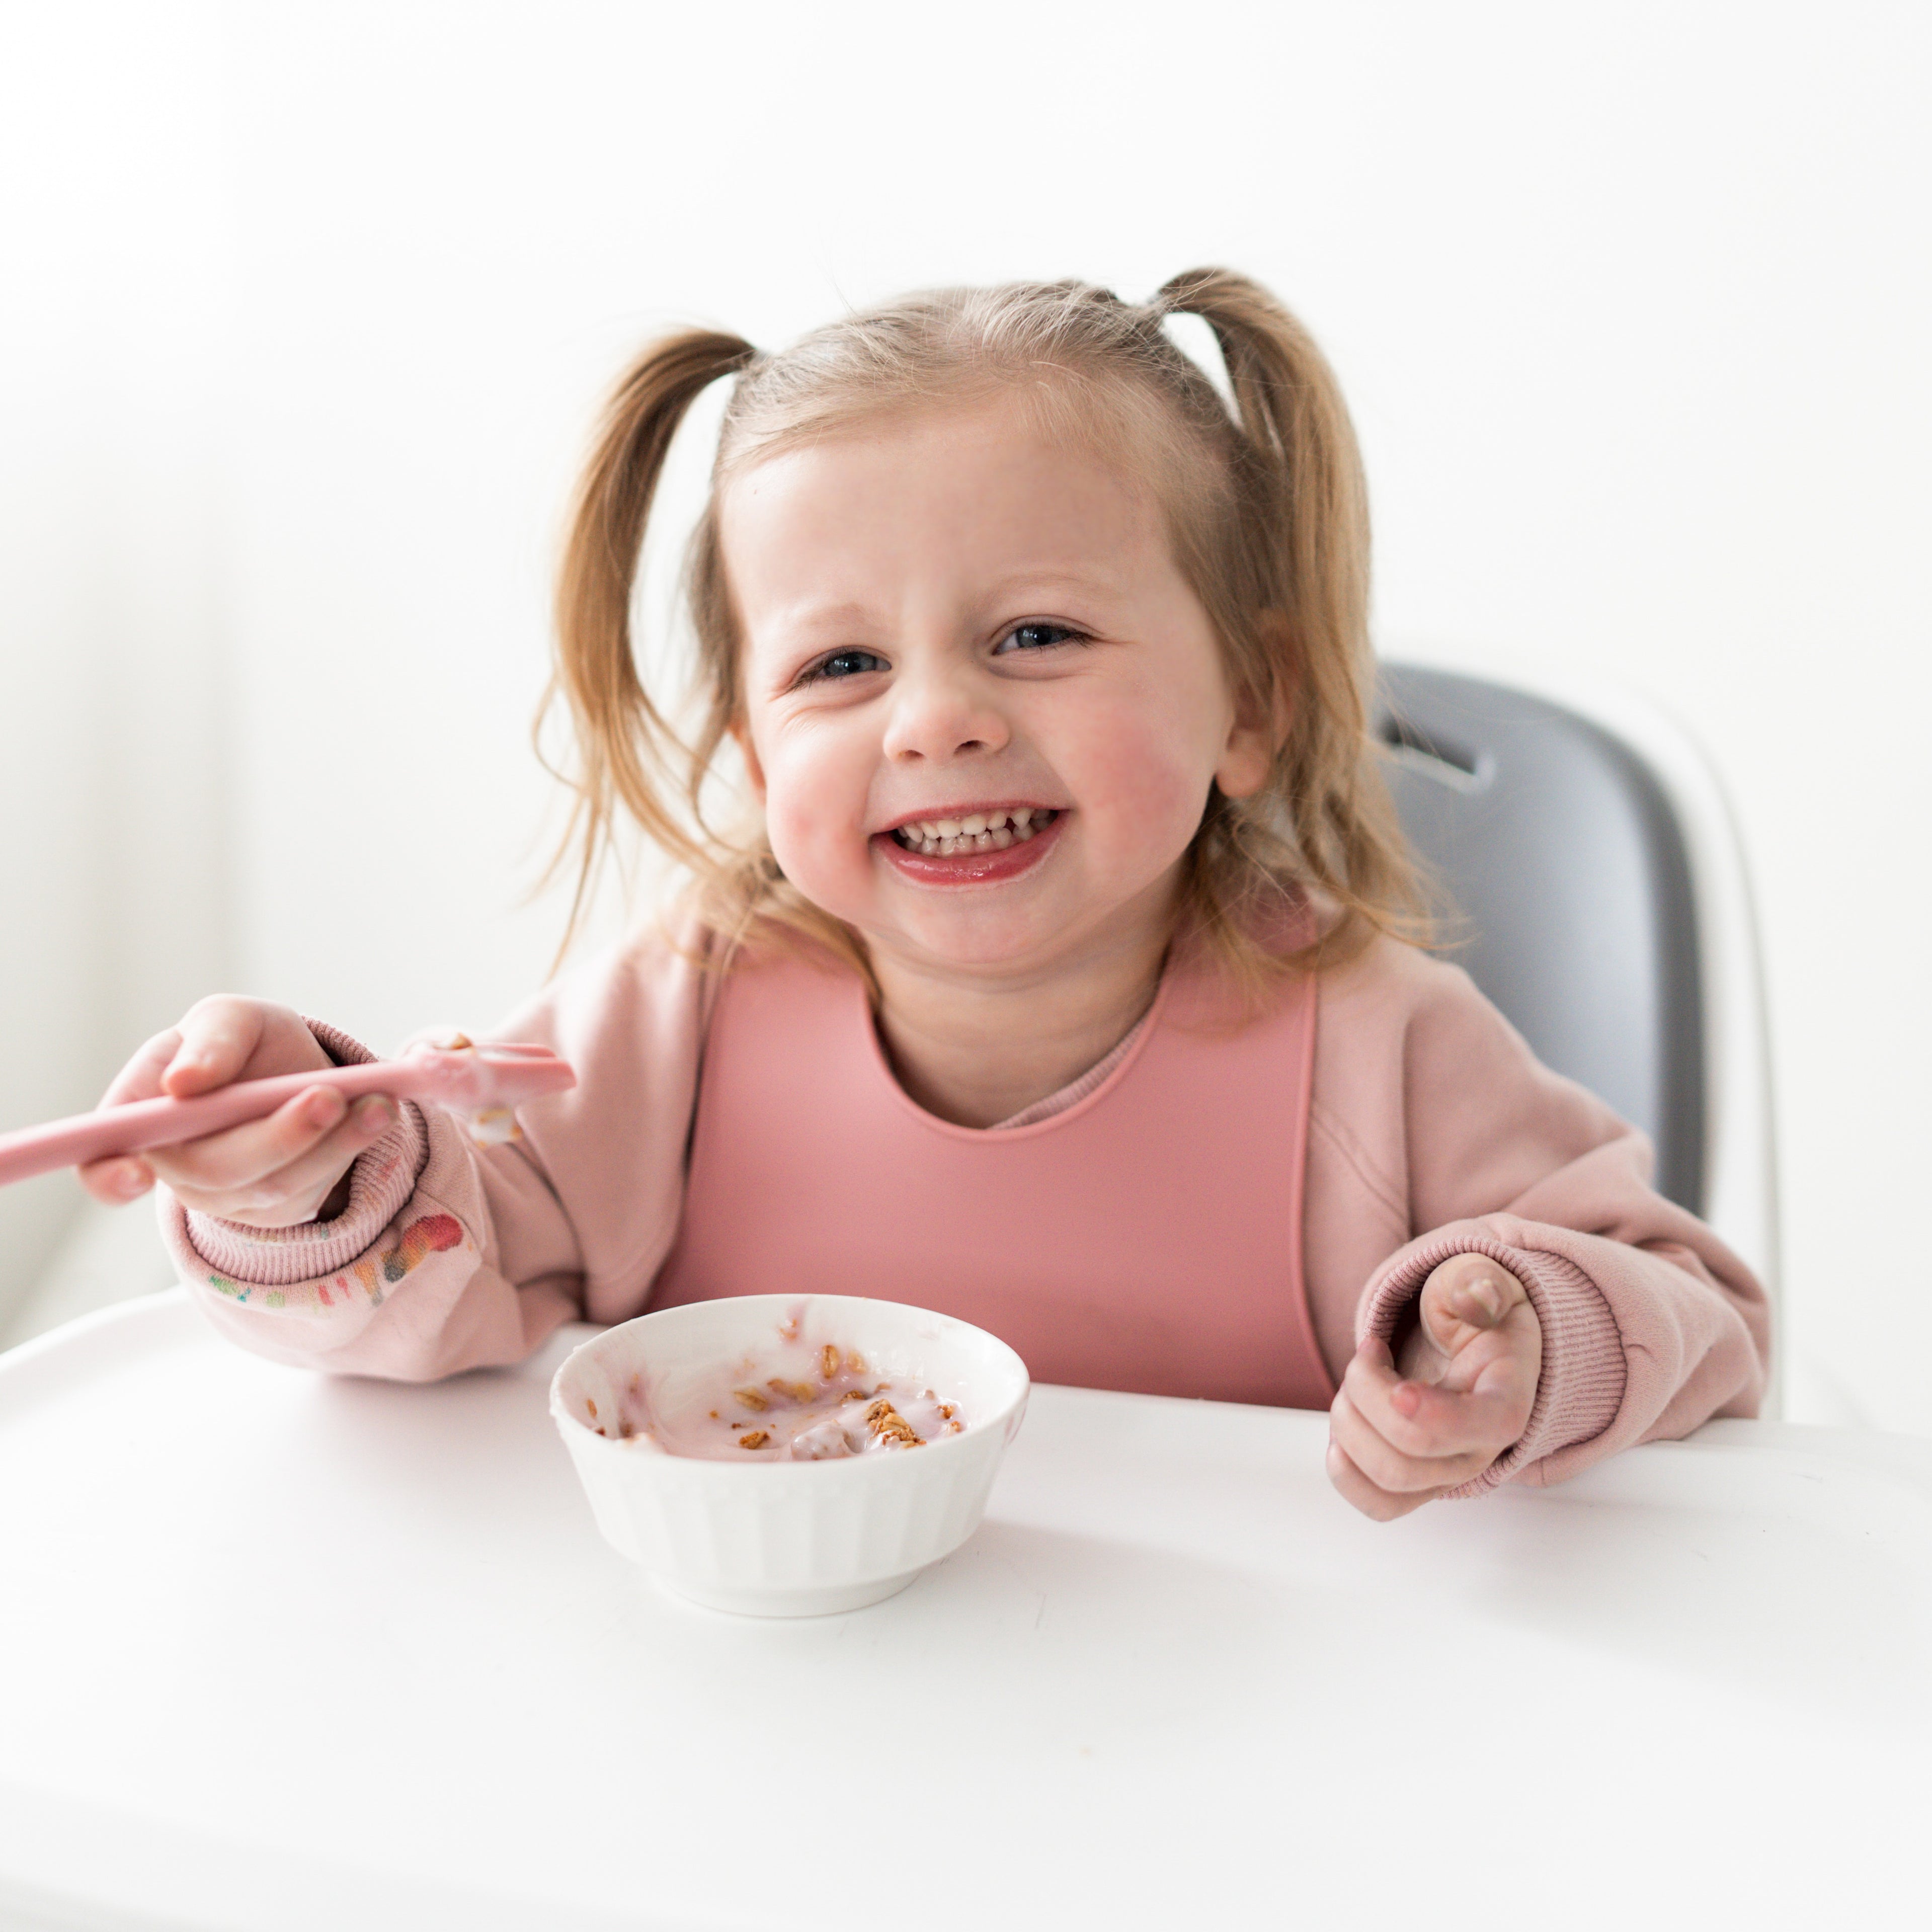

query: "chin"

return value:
[868, 905, 1058, 971]
[920, 897, 1134, 969]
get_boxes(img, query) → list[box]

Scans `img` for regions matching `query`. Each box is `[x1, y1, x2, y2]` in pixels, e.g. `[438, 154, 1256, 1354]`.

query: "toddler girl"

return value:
[82, 270, 1767, 1518]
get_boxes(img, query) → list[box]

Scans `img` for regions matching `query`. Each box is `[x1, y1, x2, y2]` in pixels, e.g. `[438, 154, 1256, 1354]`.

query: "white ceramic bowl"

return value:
[549, 1295, 1030, 1617]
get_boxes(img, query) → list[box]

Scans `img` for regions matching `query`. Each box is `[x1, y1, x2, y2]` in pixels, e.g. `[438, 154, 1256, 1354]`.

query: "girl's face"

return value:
[719, 392, 1271, 983]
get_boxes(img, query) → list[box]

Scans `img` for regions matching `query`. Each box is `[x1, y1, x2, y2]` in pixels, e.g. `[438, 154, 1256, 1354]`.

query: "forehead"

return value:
[715, 392, 1174, 615]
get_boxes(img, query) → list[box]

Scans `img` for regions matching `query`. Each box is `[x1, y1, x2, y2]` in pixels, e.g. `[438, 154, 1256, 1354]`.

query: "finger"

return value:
[1325, 1436, 1441, 1521]
[162, 1096, 398, 1224]
[97, 1029, 184, 1110]
[85, 1027, 193, 1200]
[1330, 1388, 1499, 1494]
[144, 1083, 354, 1195]
[1419, 1255, 1529, 1361]
[1352, 1337, 1530, 1445]
[78, 1155, 156, 1206]
[1382, 1374, 1534, 1461]
[162, 998, 276, 1098]
[247, 1095, 396, 1212]
[1345, 1333, 1532, 1460]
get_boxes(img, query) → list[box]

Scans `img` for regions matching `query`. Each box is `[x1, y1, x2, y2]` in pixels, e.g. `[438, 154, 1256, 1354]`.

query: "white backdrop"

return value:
[0, 7, 232, 1327]
[3, 2, 1927, 1427]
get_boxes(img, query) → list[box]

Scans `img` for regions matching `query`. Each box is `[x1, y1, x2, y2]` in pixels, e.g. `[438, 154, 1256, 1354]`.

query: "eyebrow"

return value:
[980, 567, 1134, 602]
[764, 570, 1134, 638]
[764, 600, 875, 637]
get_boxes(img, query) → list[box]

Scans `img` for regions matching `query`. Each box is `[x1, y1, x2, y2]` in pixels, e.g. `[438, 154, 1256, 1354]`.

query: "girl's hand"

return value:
[77, 997, 398, 1228]
[1326, 1254, 1542, 1520]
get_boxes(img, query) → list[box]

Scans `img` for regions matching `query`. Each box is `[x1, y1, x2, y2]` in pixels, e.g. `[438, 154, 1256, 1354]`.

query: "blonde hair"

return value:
[543, 270, 1421, 993]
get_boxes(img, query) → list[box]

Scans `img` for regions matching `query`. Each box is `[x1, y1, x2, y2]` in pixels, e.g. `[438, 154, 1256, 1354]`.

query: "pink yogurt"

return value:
[606, 1338, 965, 1462]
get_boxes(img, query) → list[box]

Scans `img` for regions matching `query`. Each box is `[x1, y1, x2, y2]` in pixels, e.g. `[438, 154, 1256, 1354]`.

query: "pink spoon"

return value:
[0, 1040, 577, 1188]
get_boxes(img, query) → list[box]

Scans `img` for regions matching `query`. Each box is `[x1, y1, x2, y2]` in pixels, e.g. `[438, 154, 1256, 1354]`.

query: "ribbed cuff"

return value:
[178, 1020, 431, 1290]
[1359, 1234, 1628, 1498]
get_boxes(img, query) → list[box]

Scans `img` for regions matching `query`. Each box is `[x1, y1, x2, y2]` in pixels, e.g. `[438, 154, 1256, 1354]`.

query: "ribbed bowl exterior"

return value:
[551, 1296, 1029, 1614]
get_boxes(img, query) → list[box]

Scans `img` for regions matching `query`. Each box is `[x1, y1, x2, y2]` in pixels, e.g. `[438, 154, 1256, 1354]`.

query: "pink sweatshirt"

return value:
[159, 927, 1769, 1497]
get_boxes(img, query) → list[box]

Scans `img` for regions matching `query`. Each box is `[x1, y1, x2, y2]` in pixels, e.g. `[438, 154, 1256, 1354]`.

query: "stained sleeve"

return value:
[156, 931, 710, 1381]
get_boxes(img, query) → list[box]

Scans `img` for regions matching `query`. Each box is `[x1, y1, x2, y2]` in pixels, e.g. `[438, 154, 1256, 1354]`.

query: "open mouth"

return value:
[889, 807, 1059, 856]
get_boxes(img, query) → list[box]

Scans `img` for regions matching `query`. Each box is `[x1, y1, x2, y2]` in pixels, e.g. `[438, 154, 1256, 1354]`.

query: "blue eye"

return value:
[995, 623, 1083, 654]
[804, 650, 888, 683]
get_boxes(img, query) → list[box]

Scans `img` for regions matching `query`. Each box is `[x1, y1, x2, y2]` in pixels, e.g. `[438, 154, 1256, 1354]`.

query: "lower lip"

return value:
[872, 815, 1065, 886]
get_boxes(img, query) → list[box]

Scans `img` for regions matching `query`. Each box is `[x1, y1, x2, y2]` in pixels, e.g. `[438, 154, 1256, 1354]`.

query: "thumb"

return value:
[1418, 1253, 1529, 1360]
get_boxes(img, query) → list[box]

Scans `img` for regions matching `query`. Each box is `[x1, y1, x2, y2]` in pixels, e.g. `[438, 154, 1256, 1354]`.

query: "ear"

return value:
[1215, 615, 1296, 800]
[1215, 710, 1273, 800]
[729, 718, 767, 802]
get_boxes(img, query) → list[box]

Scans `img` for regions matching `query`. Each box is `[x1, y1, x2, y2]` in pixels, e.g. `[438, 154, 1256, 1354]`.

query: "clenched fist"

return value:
[1326, 1252, 1542, 1520]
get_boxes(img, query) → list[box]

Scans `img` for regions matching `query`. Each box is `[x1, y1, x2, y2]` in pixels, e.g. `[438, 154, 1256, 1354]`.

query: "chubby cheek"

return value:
[754, 729, 877, 916]
[1057, 690, 1220, 881]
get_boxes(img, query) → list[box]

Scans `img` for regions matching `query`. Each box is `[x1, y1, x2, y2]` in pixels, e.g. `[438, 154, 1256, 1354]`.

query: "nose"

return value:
[880, 658, 1010, 765]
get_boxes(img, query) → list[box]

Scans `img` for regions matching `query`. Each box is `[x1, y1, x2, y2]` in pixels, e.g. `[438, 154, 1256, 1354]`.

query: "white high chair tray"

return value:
[1, 1292, 1926, 1932]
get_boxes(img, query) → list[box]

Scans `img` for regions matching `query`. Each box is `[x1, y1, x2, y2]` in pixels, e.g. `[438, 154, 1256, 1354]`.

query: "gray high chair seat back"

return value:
[1374, 664, 1705, 1214]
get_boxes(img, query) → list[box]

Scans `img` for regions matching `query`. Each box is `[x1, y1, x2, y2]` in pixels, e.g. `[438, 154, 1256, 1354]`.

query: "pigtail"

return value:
[1154, 269, 1420, 973]
[540, 329, 758, 956]
[1156, 268, 1368, 655]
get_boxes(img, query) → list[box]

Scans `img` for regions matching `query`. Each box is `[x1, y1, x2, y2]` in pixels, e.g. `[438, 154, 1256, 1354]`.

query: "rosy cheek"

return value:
[759, 752, 868, 898]
[763, 793, 826, 871]
[1066, 714, 1207, 849]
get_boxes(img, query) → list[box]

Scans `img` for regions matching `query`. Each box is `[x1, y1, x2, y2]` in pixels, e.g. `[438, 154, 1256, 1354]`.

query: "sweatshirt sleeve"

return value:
[157, 928, 711, 1381]
[1317, 945, 1769, 1496]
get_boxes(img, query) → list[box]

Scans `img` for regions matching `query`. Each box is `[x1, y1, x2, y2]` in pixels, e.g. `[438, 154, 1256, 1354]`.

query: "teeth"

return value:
[893, 808, 1055, 854]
